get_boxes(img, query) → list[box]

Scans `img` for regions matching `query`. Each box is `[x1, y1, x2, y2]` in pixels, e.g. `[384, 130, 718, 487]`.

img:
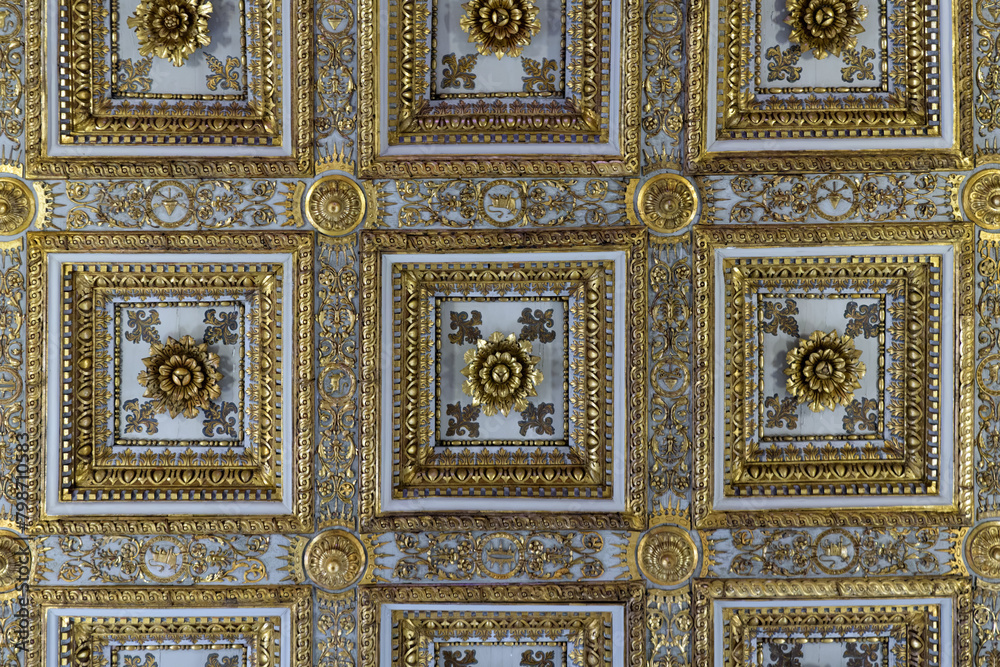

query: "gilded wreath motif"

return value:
[459, 0, 541, 59]
[0, 179, 35, 235]
[304, 530, 365, 590]
[305, 175, 366, 236]
[963, 169, 1000, 230]
[461, 331, 542, 417]
[137, 335, 223, 418]
[784, 329, 866, 413]
[638, 526, 697, 587]
[637, 174, 697, 233]
[783, 0, 868, 60]
[127, 0, 213, 67]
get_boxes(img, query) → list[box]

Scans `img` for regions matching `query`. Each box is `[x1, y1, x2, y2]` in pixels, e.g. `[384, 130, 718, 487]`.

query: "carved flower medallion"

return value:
[0, 532, 28, 593]
[964, 170, 1000, 230]
[784, 0, 867, 59]
[0, 178, 35, 235]
[968, 522, 1000, 579]
[137, 335, 223, 418]
[638, 526, 697, 587]
[460, 0, 541, 59]
[304, 530, 366, 590]
[127, 0, 214, 67]
[305, 175, 366, 236]
[461, 331, 542, 417]
[637, 173, 698, 234]
[784, 329, 866, 413]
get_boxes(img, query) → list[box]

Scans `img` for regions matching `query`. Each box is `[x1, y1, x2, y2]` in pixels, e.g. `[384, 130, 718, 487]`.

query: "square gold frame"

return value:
[683, 0, 973, 172]
[692, 578, 972, 667]
[359, 228, 648, 531]
[356, 0, 642, 176]
[24, 0, 313, 177]
[24, 231, 315, 534]
[358, 582, 645, 667]
[27, 586, 312, 667]
[693, 223, 975, 529]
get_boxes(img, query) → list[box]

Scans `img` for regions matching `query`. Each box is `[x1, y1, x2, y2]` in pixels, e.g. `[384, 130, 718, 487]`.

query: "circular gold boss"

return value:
[305, 175, 366, 236]
[637, 173, 697, 234]
[304, 529, 366, 590]
[638, 525, 697, 587]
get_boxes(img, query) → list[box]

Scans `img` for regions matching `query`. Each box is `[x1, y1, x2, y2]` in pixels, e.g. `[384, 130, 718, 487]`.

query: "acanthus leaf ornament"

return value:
[783, 0, 868, 60]
[784, 329, 866, 413]
[461, 331, 542, 417]
[459, 0, 541, 59]
[137, 335, 223, 418]
[127, 0, 214, 67]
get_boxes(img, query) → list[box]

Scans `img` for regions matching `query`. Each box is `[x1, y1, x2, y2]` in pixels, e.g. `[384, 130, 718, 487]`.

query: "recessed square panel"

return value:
[356, 0, 642, 175]
[684, 0, 972, 171]
[27, 587, 311, 667]
[359, 583, 645, 667]
[25, 231, 314, 534]
[692, 578, 971, 667]
[359, 228, 647, 530]
[25, 0, 312, 177]
[693, 223, 974, 528]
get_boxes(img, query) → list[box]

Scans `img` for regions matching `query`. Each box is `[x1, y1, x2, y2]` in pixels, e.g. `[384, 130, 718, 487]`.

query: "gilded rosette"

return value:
[784, 0, 867, 59]
[127, 0, 214, 67]
[0, 179, 35, 235]
[305, 175, 366, 236]
[461, 331, 542, 417]
[137, 334, 223, 419]
[459, 0, 541, 58]
[304, 530, 365, 590]
[637, 173, 697, 233]
[784, 329, 866, 412]
[638, 526, 697, 587]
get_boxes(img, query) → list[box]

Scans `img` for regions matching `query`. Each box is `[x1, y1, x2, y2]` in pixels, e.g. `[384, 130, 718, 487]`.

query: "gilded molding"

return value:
[637, 525, 696, 587]
[693, 223, 975, 528]
[305, 529, 366, 590]
[24, 232, 315, 534]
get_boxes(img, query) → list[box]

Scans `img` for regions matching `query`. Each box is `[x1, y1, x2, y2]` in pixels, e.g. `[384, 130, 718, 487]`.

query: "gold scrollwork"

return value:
[305, 529, 366, 590]
[638, 525, 697, 587]
[637, 173, 697, 233]
[647, 590, 691, 667]
[305, 175, 366, 236]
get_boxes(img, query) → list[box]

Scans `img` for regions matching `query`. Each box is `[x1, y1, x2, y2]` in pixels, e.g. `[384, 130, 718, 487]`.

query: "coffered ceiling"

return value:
[0, 0, 997, 664]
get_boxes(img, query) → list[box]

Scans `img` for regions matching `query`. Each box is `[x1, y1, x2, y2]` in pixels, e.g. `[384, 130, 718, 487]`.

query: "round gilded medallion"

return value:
[0, 531, 29, 593]
[963, 169, 1000, 230]
[127, 0, 213, 67]
[478, 180, 525, 227]
[479, 533, 524, 579]
[813, 528, 859, 575]
[967, 522, 1000, 579]
[305, 175, 366, 236]
[460, 331, 542, 417]
[137, 335, 223, 419]
[459, 0, 541, 59]
[138, 535, 187, 583]
[636, 174, 697, 234]
[638, 526, 697, 587]
[0, 178, 35, 236]
[145, 180, 194, 227]
[305, 530, 366, 590]
[784, 0, 868, 60]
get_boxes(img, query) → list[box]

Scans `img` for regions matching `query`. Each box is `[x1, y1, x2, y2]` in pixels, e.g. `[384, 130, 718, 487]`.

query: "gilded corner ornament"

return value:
[784, 329, 866, 412]
[0, 178, 35, 236]
[305, 175, 367, 236]
[304, 530, 366, 590]
[784, 0, 867, 59]
[967, 522, 1000, 579]
[127, 0, 214, 67]
[637, 173, 697, 234]
[638, 526, 697, 587]
[964, 169, 1000, 229]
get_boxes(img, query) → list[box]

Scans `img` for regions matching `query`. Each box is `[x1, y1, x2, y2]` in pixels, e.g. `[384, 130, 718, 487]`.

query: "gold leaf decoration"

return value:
[461, 331, 542, 417]
[127, 0, 213, 67]
[784, 0, 868, 60]
[459, 0, 541, 59]
[137, 335, 223, 418]
[784, 329, 866, 413]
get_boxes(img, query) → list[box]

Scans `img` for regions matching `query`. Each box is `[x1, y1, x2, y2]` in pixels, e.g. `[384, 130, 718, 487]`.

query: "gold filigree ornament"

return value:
[137, 335, 223, 418]
[0, 532, 29, 597]
[459, 0, 541, 59]
[784, 329, 866, 412]
[0, 179, 35, 236]
[461, 331, 542, 417]
[963, 169, 1000, 230]
[784, 0, 867, 60]
[127, 0, 213, 67]
[304, 175, 366, 236]
[636, 173, 697, 234]
[304, 530, 366, 590]
[966, 522, 1000, 579]
[637, 526, 697, 587]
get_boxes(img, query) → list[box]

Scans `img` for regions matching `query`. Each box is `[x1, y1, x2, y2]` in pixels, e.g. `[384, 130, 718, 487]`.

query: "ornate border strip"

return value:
[692, 223, 975, 528]
[24, 232, 314, 534]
